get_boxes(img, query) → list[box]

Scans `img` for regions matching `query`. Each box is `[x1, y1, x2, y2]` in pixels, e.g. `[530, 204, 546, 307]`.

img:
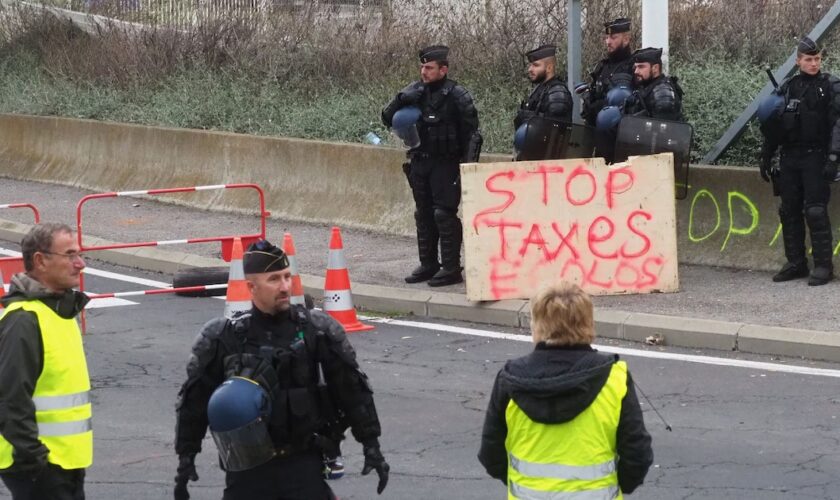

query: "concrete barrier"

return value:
[2, 113, 840, 271]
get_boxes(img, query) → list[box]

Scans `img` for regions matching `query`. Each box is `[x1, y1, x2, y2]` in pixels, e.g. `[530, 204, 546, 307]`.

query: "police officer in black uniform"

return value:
[382, 45, 482, 287]
[581, 17, 635, 126]
[759, 37, 840, 286]
[173, 241, 389, 499]
[514, 44, 573, 130]
[625, 47, 684, 121]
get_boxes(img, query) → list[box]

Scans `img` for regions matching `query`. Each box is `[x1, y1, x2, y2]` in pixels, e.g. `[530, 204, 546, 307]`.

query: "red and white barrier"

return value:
[0, 203, 41, 224]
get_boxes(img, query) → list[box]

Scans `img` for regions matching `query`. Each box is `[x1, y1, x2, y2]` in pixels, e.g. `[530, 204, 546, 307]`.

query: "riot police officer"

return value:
[173, 240, 389, 499]
[514, 44, 573, 130]
[625, 47, 684, 121]
[759, 37, 840, 286]
[581, 17, 635, 126]
[382, 45, 482, 287]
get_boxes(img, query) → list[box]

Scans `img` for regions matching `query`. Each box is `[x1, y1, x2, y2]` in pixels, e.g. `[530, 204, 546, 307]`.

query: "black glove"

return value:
[398, 82, 425, 105]
[824, 154, 839, 182]
[361, 443, 390, 495]
[759, 156, 772, 183]
[174, 453, 198, 500]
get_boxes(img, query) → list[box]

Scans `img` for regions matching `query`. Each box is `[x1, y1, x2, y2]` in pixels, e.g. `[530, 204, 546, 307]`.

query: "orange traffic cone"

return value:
[224, 237, 251, 318]
[283, 233, 306, 307]
[323, 227, 373, 332]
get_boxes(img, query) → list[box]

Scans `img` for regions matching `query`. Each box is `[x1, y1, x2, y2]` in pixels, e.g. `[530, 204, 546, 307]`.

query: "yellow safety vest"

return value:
[505, 361, 628, 500]
[0, 300, 93, 470]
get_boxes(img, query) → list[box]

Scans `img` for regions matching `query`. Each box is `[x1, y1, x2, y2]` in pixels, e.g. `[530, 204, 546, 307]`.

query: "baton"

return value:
[765, 67, 780, 91]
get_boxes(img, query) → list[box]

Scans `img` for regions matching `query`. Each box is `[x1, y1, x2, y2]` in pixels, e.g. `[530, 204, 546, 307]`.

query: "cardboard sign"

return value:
[462, 154, 679, 300]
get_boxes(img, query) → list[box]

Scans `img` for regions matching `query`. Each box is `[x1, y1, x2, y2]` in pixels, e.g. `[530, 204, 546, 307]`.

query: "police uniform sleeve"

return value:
[311, 311, 382, 445]
[451, 85, 481, 161]
[0, 309, 49, 473]
[174, 317, 228, 456]
[650, 81, 682, 121]
[827, 75, 840, 155]
[382, 94, 402, 128]
[477, 369, 509, 484]
[545, 82, 574, 122]
[616, 371, 653, 494]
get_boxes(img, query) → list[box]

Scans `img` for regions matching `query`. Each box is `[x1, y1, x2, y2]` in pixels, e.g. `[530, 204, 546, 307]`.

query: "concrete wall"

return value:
[2, 113, 840, 271]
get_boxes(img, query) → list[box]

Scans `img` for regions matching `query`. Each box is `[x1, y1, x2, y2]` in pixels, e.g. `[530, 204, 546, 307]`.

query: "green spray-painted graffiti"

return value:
[687, 187, 840, 255]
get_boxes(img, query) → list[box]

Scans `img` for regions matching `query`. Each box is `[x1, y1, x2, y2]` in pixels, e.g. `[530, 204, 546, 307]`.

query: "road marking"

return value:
[6, 246, 840, 378]
[86, 297, 138, 309]
[366, 317, 840, 379]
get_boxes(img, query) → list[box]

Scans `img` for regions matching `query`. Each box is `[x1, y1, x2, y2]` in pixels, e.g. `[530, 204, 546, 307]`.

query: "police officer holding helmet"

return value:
[382, 45, 482, 287]
[173, 240, 388, 499]
[759, 37, 840, 286]
[581, 18, 635, 127]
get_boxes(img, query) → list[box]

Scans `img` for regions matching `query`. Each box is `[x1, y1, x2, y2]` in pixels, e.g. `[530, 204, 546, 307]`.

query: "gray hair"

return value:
[21, 223, 74, 272]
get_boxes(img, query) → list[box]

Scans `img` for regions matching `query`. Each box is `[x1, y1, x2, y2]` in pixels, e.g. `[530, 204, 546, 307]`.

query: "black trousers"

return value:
[223, 451, 335, 500]
[778, 147, 833, 267]
[1, 465, 85, 500]
[407, 154, 463, 270]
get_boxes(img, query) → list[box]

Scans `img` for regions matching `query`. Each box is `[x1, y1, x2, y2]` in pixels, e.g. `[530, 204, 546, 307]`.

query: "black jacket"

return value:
[761, 71, 840, 159]
[382, 77, 480, 161]
[478, 343, 653, 494]
[175, 305, 382, 458]
[627, 75, 684, 122]
[0, 273, 89, 474]
[582, 46, 635, 126]
[514, 76, 574, 129]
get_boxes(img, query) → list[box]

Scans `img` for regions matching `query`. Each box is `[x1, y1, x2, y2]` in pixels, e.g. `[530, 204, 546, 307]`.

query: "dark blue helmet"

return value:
[605, 86, 632, 107]
[392, 106, 421, 130]
[514, 124, 528, 151]
[207, 377, 271, 432]
[756, 93, 785, 124]
[596, 106, 623, 131]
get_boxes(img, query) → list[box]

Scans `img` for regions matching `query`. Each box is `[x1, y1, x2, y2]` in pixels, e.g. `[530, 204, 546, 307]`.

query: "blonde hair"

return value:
[530, 283, 595, 346]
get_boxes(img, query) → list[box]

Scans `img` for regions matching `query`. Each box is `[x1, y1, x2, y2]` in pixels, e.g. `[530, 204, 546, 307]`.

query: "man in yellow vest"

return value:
[0, 223, 91, 499]
[478, 283, 652, 499]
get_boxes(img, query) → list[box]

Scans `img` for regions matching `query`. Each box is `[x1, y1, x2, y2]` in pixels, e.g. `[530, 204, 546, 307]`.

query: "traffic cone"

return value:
[224, 237, 251, 318]
[323, 227, 373, 332]
[283, 232, 306, 307]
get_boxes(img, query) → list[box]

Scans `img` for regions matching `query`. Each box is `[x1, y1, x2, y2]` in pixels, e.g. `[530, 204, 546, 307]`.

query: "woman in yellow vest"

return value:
[0, 223, 91, 500]
[478, 283, 652, 499]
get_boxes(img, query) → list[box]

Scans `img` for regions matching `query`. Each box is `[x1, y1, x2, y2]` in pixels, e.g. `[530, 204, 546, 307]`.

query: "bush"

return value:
[0, 0, 835, 165]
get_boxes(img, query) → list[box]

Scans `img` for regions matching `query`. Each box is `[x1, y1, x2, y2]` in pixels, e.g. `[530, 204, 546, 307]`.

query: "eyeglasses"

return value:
[42, 251, 85, 262]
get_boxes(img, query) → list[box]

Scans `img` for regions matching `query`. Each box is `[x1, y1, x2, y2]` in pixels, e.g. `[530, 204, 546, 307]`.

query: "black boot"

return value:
[429, 208, 463, 287]
[772, 261, 809, 282]
[406, 209, 440, 283]
[805, 204, 834, 286]
[405, 263, 440, 283]
[774, 207, 808, 283]
[808, 266, 833, 286]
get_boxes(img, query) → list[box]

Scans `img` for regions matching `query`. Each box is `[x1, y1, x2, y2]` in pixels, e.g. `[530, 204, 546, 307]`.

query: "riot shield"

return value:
[614, 116, 694, 200]
[515, 116, 595, 161]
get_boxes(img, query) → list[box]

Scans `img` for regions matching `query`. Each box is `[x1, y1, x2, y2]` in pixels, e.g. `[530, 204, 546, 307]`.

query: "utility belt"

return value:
[780, 144, 826, 156]
[409, 151, 460, 161]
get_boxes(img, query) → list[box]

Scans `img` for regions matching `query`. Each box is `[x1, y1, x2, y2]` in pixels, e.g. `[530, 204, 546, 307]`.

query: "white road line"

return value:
[6, 246, 840, 378]
[365, 317, 840, 379]
[86, 297, 138, 309]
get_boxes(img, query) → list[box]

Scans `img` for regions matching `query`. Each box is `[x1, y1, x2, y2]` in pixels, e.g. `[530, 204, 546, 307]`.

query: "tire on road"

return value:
[173, 266, 229, 297]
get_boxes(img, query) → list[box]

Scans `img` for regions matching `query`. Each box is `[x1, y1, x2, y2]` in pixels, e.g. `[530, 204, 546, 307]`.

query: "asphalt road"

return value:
[1, 258, 839, 499]
[3, 177, 840, 332]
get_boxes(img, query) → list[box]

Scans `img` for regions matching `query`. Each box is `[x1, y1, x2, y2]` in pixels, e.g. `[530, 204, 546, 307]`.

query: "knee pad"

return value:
[805, 204, 828, 225]
[434, 208, 456, 223]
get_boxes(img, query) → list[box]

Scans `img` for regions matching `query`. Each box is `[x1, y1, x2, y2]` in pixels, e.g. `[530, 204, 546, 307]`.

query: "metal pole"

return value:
[642, 0, 669, 74]
[702, 0, 840, 164]
[567, 0, 583, 124]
